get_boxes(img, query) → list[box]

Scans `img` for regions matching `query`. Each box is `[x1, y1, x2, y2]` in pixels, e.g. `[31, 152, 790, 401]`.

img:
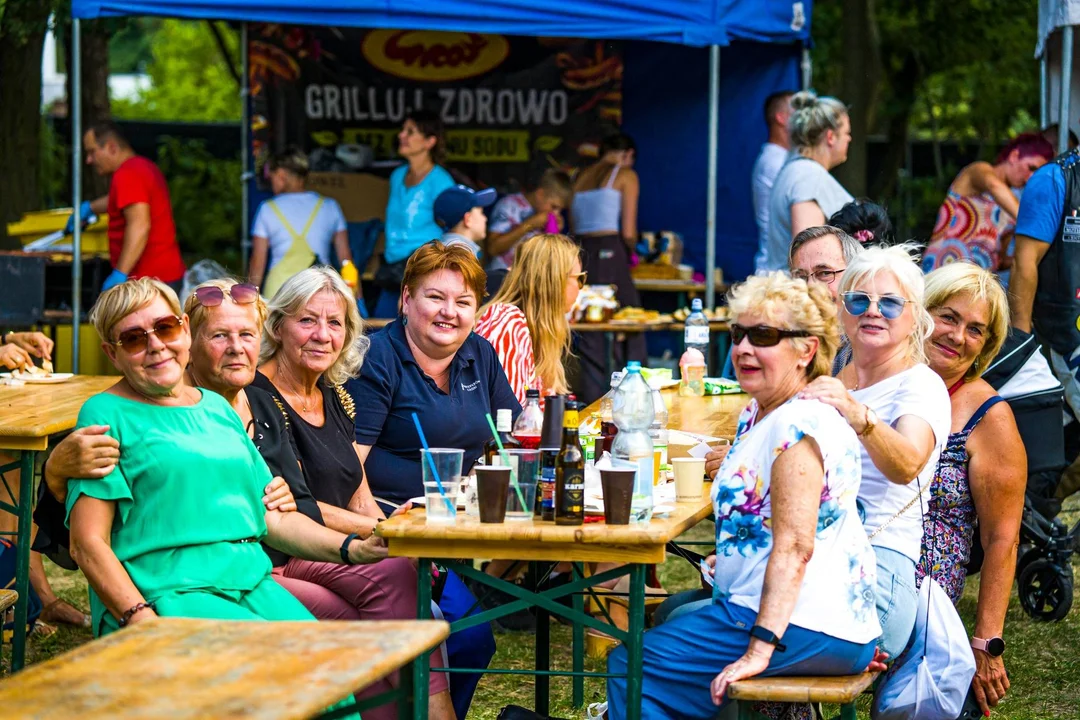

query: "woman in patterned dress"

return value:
[919, 262, 1026, 715]
[923, 133, 1053, 274]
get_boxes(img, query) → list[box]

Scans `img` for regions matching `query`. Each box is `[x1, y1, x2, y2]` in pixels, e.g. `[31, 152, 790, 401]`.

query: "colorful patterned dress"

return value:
[916, 395, 1004, 603]
[922, 190, 1015, 272]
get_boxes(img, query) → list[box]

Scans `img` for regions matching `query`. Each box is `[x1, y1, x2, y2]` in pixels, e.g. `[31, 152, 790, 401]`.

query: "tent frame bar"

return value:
[71, 19, 83, 373]
[240, 22, 252, 276]
[705, 44, 720, 310]
[1061, 26, 1074, 155]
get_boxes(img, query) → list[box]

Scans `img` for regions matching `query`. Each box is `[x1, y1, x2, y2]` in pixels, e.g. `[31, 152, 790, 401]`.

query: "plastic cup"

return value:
[600, 468, 637, 525]
[421, 448, 463, 492]
[496, 449, 541, 522]
[673, 457, 707, 502]
[424, 479, 460, 523]
[475, 466, 511, 523]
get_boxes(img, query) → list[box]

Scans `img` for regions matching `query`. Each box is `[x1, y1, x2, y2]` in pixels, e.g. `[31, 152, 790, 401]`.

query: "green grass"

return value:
[13, 506, 1080, 719]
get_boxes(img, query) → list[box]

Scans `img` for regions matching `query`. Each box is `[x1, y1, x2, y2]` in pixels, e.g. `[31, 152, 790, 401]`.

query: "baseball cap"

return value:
[434, 185, 497, 229]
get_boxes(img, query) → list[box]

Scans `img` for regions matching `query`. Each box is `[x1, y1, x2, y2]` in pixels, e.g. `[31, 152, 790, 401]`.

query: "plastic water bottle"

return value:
[647, 378, 669, 480]
[684, 298, 710, 366]
[611, 362, 655, 523]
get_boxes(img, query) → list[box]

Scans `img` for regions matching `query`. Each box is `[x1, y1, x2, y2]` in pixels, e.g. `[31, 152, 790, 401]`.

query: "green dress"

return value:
[64, 389, 316, 634]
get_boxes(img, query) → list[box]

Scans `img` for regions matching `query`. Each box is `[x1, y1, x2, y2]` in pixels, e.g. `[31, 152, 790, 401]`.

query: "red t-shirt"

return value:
[107, 156, 186, 282]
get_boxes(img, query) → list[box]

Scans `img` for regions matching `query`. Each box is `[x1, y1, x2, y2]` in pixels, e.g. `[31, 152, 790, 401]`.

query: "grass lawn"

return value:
[13, 501, 1080, 719]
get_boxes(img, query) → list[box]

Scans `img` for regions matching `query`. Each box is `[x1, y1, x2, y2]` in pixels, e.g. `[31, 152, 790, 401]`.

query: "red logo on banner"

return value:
[363, 30, 510, 82]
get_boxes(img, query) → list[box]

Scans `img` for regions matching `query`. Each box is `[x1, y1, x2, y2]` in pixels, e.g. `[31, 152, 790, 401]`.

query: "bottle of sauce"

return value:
[512, 389, 544, 450]
[484, 408, 521, 464]
[339, 260, 360, 296]
[555, 401, 585, 526]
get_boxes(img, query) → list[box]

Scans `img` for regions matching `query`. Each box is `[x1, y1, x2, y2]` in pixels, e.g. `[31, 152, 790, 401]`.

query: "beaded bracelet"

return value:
[119, 601, 156, 627]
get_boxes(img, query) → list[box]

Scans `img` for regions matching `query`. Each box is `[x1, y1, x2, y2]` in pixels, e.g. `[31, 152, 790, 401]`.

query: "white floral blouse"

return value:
[712, 397, 882, 644]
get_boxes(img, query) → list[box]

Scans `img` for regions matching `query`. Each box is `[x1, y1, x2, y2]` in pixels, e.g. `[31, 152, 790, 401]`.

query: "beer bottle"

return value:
[555, 401, 585, 525]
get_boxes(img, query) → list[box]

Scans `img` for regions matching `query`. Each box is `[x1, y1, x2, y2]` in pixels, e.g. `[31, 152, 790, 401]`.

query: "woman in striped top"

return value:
[475, 233, 584, 405]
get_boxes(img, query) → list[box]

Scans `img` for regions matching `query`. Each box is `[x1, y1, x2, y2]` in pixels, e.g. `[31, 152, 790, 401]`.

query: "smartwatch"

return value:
[340, 533, 361, 565]
[970, 636, 1005, 657]
[749, 625, 786, 652]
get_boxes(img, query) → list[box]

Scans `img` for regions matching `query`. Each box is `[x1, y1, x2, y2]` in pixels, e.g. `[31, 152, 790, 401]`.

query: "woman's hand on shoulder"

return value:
[44, 426, 121, 501]
[797, 377, 864, 428]
[263, 477, 297, 513]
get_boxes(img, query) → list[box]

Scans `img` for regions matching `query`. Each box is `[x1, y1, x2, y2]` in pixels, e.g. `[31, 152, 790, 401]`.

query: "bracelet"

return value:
[749, 624, 787, 652]
[119, 601, 155, 627]
[340, 532, 361, 565]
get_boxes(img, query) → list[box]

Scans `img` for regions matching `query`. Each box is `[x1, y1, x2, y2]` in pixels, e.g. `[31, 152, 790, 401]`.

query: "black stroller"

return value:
[976, 329, 1077, 621]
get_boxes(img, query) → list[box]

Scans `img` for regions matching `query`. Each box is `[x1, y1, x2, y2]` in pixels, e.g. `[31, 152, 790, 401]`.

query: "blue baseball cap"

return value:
[433, 185, 497, 229]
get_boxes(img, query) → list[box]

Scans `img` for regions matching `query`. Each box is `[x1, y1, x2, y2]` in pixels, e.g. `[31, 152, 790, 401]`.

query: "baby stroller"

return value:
[978, 329, 1076, 621]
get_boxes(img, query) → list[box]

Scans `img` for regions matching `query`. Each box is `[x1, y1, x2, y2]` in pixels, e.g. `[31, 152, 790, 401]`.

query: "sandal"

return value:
[40, 598, 91, 628]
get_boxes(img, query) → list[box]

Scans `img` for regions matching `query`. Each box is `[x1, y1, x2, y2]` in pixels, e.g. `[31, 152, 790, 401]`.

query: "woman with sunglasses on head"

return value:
[798, 244, 951, 660]
[923, 132, 1053, 276]
[605, 273, 881, 719]
[475, 233, 583, 405]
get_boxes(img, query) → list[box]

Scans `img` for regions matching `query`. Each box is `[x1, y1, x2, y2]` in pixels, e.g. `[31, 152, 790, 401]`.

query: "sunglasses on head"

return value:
[841, 291, 910, 320]
[193, 283, 259, 308]
[111, 315, 185, 353]
[730, 323, 810, 347]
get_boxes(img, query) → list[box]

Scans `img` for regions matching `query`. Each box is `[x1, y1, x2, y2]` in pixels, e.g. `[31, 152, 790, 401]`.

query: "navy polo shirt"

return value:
[348, 319, 522, 507]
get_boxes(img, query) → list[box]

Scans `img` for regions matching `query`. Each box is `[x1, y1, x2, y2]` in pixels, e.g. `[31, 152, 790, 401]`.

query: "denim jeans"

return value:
[873, 545, 919, 658]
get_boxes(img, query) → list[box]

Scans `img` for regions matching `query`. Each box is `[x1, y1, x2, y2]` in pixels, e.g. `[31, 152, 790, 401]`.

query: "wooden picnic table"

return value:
[0, 375, 118, 671]
[0, 617, 449, 719]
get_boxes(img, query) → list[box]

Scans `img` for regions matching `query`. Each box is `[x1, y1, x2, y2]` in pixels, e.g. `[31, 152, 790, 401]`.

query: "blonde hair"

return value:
[837, 243, 933, 365]
[924, 262, 1011, 381]
[89, 277, 182, 343]
[184, 278, 268, 339]
[789, 90, 848, 150]
[260, 266, 369, 386]
[481, 234, 578, 394]
[726, 272, 839, 380]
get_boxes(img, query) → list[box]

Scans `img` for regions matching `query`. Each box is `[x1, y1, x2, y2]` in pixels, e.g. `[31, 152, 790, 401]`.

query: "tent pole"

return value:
[71, 18, 83, 373]
[801, 46, 812, 90]
[1061, 27, 1074, 155]
[240, 22, 251, 276]
[705, 45, 720, 312]
[1041, 53, 1049, 129]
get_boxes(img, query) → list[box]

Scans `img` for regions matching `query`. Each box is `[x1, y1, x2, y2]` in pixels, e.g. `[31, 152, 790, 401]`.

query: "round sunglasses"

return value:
[193, 283, 259, 307]
[730, 323, 811, 347]
[111, 315, 185, 353]
[841, 291, 910, 320]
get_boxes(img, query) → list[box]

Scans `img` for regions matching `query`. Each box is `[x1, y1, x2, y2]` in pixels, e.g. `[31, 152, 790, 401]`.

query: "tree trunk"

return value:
[0, 2, 51, 249]
[63, 19, 112, 199]
[834, 0, 881, 197]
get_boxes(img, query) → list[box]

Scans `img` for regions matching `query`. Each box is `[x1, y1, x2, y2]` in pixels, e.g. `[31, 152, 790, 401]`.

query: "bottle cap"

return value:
[680, 348, 706, 367]
[563, 401, 581, 429]
[526, 388, 540, 399]
[496, 408, 513, 431]
[626, 361, 642, 373]
[540, 394, 566, 448]
[691, 298, 703, 311]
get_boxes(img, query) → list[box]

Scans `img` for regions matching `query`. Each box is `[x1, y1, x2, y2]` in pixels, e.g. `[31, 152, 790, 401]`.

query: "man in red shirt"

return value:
[69, 121, 186, 291]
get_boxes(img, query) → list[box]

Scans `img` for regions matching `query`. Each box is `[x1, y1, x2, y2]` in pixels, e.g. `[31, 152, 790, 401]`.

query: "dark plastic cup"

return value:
[600, 468, 637, 525]
[475, 466, 511, 523]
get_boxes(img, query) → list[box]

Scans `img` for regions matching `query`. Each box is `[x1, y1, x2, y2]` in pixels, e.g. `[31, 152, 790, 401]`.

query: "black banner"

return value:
[249, 26, 623, 190]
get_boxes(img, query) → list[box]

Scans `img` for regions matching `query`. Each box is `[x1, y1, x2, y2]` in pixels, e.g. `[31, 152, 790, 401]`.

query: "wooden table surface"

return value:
[0, 375, 118, 451]
[584, 386, 747, 442]
[0, 617, 449, 720]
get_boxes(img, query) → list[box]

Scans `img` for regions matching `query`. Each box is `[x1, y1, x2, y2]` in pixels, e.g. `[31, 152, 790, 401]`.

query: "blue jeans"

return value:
[606, 598, 876, 719]
[438, 570, 497, 719]
[873, 546, 918, 658]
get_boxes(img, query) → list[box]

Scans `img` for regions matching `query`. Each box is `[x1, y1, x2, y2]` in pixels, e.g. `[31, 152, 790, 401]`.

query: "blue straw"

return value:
[412, 413, 457, 516]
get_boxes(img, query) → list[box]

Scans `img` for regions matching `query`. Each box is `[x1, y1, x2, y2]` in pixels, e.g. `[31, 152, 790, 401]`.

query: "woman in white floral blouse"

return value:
[606, 273, 882, 719]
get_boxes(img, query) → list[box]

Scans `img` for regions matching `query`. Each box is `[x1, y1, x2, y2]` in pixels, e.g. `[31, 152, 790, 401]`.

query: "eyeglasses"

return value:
[111, 315, 185, 353]
[792, 267, 845, 284]
[193, 283, 259, 307]
[730, 323, 811, 347]
[571, 271, 588, 289]
[841, 291, 910, 320]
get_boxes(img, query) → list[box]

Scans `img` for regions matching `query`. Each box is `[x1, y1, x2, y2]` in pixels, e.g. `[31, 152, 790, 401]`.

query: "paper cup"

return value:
[672, 457, 707, 502]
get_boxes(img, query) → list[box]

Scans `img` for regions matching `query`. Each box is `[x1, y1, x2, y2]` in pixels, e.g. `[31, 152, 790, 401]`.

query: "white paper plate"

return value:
[0, 372, 74, 384]
[408, 495, 467, 510]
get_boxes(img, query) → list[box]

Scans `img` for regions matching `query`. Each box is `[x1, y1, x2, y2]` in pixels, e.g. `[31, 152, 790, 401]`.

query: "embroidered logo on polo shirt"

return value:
[461, 380, 481, 392]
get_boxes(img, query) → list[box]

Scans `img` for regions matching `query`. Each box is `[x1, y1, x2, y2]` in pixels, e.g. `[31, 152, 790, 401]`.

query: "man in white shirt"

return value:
[752, 91, 794, 273]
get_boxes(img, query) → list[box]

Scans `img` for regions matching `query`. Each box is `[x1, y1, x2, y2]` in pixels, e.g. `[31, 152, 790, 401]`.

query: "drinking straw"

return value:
[411, 413, 456, 515]
[485, 412, 529, 512]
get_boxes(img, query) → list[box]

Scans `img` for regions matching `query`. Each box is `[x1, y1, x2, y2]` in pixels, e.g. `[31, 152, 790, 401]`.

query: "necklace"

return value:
[276, 373, 318, 413]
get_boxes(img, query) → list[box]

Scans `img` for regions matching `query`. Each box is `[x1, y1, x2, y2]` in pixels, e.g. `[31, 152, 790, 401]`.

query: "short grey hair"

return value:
[788, 225, 864, 267]
[260, 266, 369, 386]
[837, 243, 933, 365]
[789, 90, 848, 150]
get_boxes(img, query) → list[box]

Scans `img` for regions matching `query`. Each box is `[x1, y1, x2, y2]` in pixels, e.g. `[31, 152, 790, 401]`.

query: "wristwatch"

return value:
[971, 636, 1005, 657]
[749, 625, 787, 652]
[857, 406, 879, 437]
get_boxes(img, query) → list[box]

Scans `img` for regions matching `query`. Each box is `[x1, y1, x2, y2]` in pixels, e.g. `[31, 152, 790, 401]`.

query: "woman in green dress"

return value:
[66, 278, 385, 639]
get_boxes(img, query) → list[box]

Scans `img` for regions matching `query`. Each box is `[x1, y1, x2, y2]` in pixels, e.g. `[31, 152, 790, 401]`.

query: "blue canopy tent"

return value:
[69, 0, 810, 370]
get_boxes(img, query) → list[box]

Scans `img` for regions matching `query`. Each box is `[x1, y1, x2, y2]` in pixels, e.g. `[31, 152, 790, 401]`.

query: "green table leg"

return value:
[572, 563, 584, 707]
[625, 564, 647, 720]
[398, 650, 416, 720]
[414, 560, 432, 720]
[840, 703, 857, 720]
[11, 451, 34, 672]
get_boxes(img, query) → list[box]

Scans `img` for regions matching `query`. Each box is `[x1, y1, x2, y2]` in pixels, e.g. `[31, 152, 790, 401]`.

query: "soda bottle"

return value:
[339, 259, 360, 296]
[555, 401, 585, 525]
[512, 388, 544, 450]
[484, 408, 521, 464]
[611, 361, 655, 523]
[598, 370, 625, 452]
[684, 298, 710, 372]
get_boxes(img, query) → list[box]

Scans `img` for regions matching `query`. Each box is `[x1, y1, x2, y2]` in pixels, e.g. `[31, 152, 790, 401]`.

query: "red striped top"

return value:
[475, 303, 541, 406]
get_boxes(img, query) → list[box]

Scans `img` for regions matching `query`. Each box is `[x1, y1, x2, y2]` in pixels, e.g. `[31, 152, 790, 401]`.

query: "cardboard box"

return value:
[307, 172, 390, 224]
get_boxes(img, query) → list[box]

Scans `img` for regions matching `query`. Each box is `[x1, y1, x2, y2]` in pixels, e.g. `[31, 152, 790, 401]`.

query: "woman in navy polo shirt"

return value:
[348, 241, 520, 719]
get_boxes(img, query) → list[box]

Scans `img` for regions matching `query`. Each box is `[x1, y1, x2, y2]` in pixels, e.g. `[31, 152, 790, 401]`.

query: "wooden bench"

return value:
[728, 672, 878, 720]
[0, 590, 16, 615]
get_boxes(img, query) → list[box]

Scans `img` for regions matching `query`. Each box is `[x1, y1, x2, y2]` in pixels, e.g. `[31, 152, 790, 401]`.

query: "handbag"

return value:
[870, 476, 977, 720]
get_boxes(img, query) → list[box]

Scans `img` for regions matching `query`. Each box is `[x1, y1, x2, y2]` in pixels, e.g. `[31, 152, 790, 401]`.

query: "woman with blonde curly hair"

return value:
[475, 233, 583, 404]
[606, 273, 881, 719]
[799, 243, 952, 660]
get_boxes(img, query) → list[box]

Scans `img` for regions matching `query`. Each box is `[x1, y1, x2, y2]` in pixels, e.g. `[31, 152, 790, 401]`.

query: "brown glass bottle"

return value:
[484, 408, 521, 465]
[555, 401, 585, 525]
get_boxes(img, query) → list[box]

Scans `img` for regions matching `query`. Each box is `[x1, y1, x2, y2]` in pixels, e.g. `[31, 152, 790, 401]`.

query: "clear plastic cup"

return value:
[495, 448, 541, 522]
[421, 448, 464, 523]
[424, 479, 460, 523]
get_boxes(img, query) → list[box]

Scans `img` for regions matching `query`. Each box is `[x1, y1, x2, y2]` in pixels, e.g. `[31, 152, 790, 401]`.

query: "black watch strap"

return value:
[340, 533, 360, 565]
[750, 624, 786, 652]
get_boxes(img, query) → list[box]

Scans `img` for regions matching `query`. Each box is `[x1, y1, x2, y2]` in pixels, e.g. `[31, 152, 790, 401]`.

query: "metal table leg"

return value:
[535, 568, 551, 715]
[414, 560, 432, 720]
[0, 450, 35, 672]
[572, 562, 585, 708]
[625, 564, 647, 720]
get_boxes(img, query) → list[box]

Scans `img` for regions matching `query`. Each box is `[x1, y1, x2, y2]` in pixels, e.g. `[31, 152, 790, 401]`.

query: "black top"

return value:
[251, 370, 364, 511]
